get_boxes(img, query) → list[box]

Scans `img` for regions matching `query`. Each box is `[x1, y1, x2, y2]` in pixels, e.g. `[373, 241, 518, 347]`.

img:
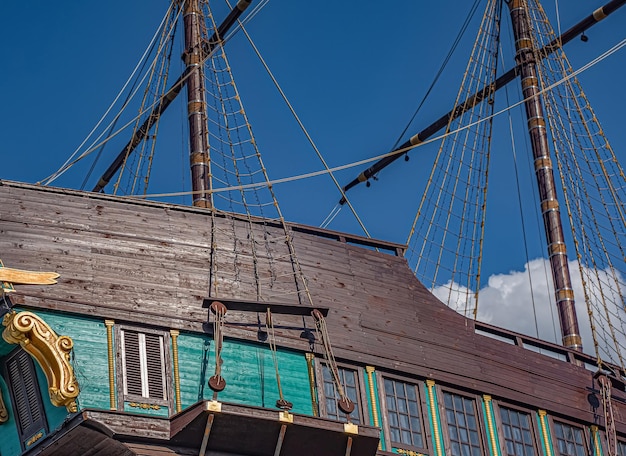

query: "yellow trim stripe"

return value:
[105, 320, 116, 410]
[170, 330, 182, 413]
[538, 410, 553, 456]
[426, 380, 443, 456]
[483, 395, 500, 456]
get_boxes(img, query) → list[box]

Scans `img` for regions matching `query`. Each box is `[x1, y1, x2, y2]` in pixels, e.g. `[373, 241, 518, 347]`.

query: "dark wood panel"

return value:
[2, 180, 624, 435]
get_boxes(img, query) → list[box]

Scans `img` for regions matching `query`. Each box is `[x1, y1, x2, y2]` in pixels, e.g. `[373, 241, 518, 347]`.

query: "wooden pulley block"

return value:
[210, 301, 227, 315]
[311, 309, 324, 321]
[276, 399, 293, 411]
[208, 375, 226, 392]
[338, 397, 355, 414]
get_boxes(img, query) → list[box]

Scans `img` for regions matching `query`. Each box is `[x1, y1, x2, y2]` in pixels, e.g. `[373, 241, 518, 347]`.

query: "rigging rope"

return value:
[118, 36, 626, 203]
[229, 1, 371, 237]
[208, 301, 227, 394]
[390, 0, 482, 151]
[265, 308, 292, 410]
[40, 3, 181, 187]
[311, 309, 355, 419]
[404, 0, 502, 318]
[525, 0, 626, 369]
[599, 375, 618, 456]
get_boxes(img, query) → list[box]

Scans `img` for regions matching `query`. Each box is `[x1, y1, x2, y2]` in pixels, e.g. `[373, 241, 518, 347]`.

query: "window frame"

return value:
[2, 347, 48, 450]
[549, 417, 590, 456]
[493, 401, 541, 456]
[315, 361, 367, 425]
[617, 439, 626, 456]
[115, 325, 173, 411]
[438, 386, 488, 456]
[377, 371, 431, 454]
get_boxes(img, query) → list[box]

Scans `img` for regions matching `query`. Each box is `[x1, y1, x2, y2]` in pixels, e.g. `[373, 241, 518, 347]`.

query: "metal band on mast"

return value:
[91, 0, 252, 195]
[338, 0, 625, 203]
[184, 0, 212, 208]
[507, 0, 582, 351]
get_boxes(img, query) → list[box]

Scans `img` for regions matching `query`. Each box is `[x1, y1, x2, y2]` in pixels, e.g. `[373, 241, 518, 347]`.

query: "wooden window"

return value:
[118, 327, 170, 407]
[552, 421, 587, 456]
[382, 376, 427, 451]
[319, 364, 363, 424]
[442, 391, 483, 456]
[498, 406, 537, 456]
[617, 440, 626, 456]
[3, 348, 47, 449]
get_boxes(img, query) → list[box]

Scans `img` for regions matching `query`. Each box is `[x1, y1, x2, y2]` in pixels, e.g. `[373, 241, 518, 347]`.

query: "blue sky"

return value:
[1, 0, 624, 286]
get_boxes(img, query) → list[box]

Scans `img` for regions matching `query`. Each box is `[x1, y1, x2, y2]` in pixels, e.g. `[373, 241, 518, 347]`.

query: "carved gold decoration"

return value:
[343, 422, 358, 434]
[105, 320, 116, 410]
[591, 425, 602, 456]
[365, 366, 380, 428]
[426, 380, 444, 456]
[0, 387, 8, 423]
[26, 431, 44, 447]
[128, 402, 161, 410]
[537, 410, 553, 456]
[482, 395, 499, 456]
[365, 366, 382, 450]
[2, 311, 79, 412]
[305, 352, 318, 416]
[170, 329, 182, 413]
[397, 450, 426, 456]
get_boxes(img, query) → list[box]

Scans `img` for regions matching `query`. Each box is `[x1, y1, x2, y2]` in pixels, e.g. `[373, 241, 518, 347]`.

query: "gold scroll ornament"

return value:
[2, 311, 80, 412]
[0, 385, 8, 423]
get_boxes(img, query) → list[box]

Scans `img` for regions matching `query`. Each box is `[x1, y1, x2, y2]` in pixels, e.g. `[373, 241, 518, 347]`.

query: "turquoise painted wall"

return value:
[0, 373, 21, 456]
[20, 309, 112, 411]
[1, 307, 314, 456]
[0, 309, 111, 456]
[177, 333, 313, 415]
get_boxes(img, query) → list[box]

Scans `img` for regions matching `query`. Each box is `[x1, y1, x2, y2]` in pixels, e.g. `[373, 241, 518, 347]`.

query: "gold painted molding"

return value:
[105, 320, 116, 410]
[2, 311, 80, 412]
[426, 380, 443, 456]
[170, 329, 182, 413]
[0, 387, 8, 423]
[482, 395, 500, 456]
[537, 410, 553, 456]
[305, 352, 318, 416]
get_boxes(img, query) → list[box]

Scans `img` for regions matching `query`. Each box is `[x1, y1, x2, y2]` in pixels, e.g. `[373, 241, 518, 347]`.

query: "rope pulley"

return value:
[208, 301, 227, 392]
[311, 309, 355, 417]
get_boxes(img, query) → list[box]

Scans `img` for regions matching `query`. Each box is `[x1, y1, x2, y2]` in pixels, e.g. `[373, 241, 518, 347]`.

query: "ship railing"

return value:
[474, 320, 626, 384]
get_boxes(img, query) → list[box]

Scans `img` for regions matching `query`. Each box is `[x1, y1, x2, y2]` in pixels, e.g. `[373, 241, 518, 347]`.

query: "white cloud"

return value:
[432, 258, 626, 361]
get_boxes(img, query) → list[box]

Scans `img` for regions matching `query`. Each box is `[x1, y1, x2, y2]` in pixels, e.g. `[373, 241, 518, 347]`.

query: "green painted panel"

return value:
[34, 362, 68, 434]
[13, 308, 112, 411]
[176, 332, 210, 409]
[177, 334, 313, 415]
[0, 339, 14, 357]
[0, 375, 22, 456]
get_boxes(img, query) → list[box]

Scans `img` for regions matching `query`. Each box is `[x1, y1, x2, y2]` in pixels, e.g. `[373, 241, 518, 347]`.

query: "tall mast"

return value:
[183, 0, 212, 208]
[507, 0, 582, 351]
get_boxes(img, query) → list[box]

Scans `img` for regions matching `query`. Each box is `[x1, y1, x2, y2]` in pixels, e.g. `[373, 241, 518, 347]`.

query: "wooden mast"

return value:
[183, 0, 212, 208]
[507, 0, 582, 351]
[92, 0, 252, 196]
[338, 0, 626, 202]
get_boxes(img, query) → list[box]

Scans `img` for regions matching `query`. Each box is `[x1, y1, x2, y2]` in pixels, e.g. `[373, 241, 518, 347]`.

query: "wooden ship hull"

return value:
[2, 0, 626, 455]
[1, 180, 624, 455]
